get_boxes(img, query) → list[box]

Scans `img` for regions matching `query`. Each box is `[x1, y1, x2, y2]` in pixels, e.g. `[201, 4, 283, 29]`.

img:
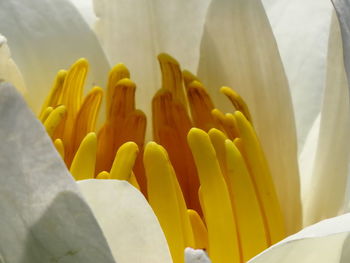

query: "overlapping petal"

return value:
[262, 0, 334, 148]
[0, 0, 110, 115]
[197, 0, 301, 234]
[78, 179, 172, 263]
[0, 83, 115, 263]
[92, 0, 211, 137]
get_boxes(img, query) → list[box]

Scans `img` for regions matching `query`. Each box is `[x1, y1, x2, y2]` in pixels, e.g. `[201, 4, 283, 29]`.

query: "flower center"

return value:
[39, 53, 285, 263]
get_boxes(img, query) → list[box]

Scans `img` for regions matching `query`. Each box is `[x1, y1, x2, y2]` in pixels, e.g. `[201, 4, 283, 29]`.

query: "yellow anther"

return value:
[187, 128, 240, 263]
[211, 109, 239, 139]
[129, 172, 140, 190]
[110, 142, 139, 180]
[59, 58, 88, 114]
[225, 139, 268, 261]
[187, 209, 208, 250]
[144, 142, 194, 263]
[221, 86, 252, 123]
[208, 128, 228, 177]
[68, 86, 103, 166]
[43, 105, 66, 138]
[107, 63, 130, 115]
[39, 69, 67, 118]
[234, 111, 285, 244]
[54, 138, 65, 160]
[70, 132, 97, 181]
[97, 171, 110, 179]
[158, 53, 188, 108]
[40, 106, 53, 123]
[186, 81, 219, 131]
[182, 70, 200, 88]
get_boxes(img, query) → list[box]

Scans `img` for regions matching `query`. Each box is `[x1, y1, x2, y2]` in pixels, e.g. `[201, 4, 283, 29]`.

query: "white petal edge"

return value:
[262, 0, 333, 149]
[0, 83, 115, 263]
[93, 0, 211, 138]
[299, 114, 320, 201]
[185, 248, 211, 263]
[0, 34, 26, 94]
[0, 0, 110, 116]
[303, 13, 350, 226]
[78, 179, 173, 263]
[197, 0, 301, 234]
[248, 214, 350, 263]
[69, 0, 97, 27]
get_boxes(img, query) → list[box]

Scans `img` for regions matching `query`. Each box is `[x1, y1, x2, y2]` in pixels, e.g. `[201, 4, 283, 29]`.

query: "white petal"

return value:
[69, 0, 97, 27]
[197, 0, 301, 234]
[333, 0, 350, 85]
[299, 114, 320, 200]
[185, 248, 211, 263]
[0, 83, 115, 263]
[78, 179, 173, 263]
[303, 13, 350, 226]
[0, 35, 26, 94]
[0, 0, 110, 115]
[248, 214, 350, 263]
[262, 0, 333, 149]
[93, 0, 211, 138]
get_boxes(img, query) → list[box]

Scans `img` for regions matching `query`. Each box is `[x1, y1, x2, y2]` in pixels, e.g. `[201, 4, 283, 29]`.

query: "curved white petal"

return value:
[197, 0, 301, 234]
[0, 35, 26, 94]
[78, 179, 172, 263]
[333, 0, 350, 85]
[0, 83, 115, 263]
[0, 0, 110, 115]
[185, 248, 211, 263]
[262, 0, 333, 149]
[248, 214, 350, 263]
[299, 114, 320, 200]
[69, 0, 97, 27]
[93, 0, 211, 137]
[303, 13, 350, 226]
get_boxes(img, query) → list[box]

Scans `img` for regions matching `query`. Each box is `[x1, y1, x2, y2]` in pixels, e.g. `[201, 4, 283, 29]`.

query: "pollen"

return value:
[39, 54, 286, 263]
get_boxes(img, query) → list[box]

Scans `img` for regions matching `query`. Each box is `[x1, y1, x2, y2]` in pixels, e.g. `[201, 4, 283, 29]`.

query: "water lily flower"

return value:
[1, 0, 350, 262]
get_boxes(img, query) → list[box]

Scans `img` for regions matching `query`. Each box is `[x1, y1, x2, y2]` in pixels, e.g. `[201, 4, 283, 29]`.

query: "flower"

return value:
[0, 0, 350, 263]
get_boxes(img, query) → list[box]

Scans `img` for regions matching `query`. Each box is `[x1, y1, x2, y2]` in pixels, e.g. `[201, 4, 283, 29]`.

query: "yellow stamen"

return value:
[221, 86, 252, 123]
[186, 81, 221, 131]
[144, 142, 194, 263]
[70, 132, 97, 181]
[225, 139, 268, 261]
[234, 111, 285, 244]
[211, 109, 239, 139]
[187, 128, 240, 263]
[106, 63, 130, 116]
[182, 70, 200, 88]
[67, 86, 103, 166]
[43, 105, 66, 138]
[110, 141, 139, 180]
[39, 69, 67, 118]
[97, 171, 111, 179]
[158, 53, 188, 108]
[152, 89, 201, 213]
[54, 138, 65, 160]
[129, 172, 141, 190]
[187, 209, 208, 250]
[40, 106, 53, 123]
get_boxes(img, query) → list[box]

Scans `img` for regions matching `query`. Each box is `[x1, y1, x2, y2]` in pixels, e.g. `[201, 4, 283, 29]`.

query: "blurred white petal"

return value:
[303, 13, 350, 226]
[185, 248, 211, 263]
[197, 0, 301, 234]
[93, 0, 211, 137]
[0, 0, 110, 114]
[0, 35, 26, 94]
[69, 0, 97, 27]
[262, 0, 333, 149]
[0, 83, 115, 263]
[248, 213, 350, 263]
[78, 179, 172, 263]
